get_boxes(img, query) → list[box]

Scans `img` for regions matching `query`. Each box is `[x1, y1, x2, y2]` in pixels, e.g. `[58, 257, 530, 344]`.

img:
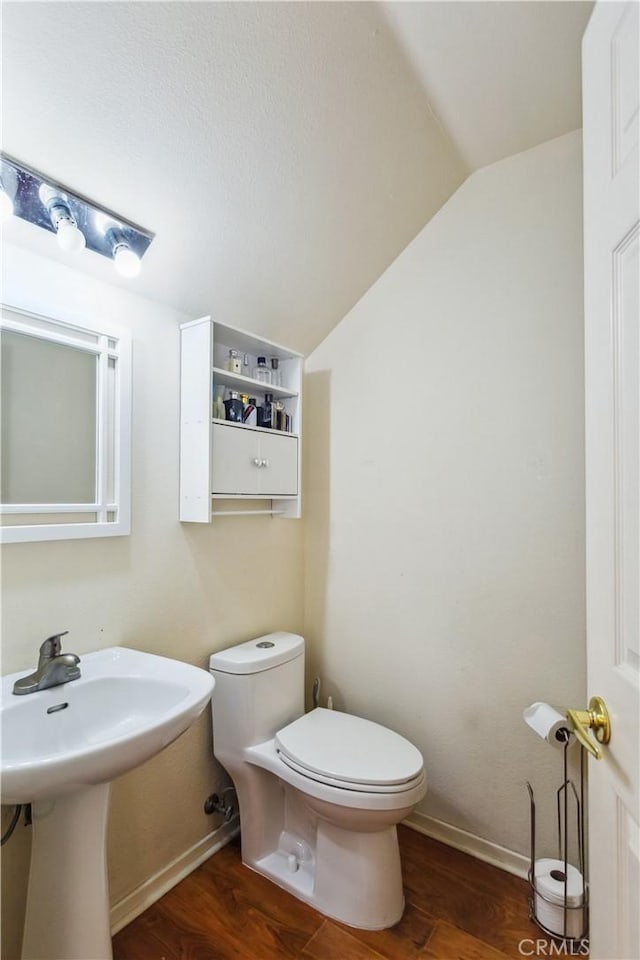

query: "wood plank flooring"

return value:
[113, 826, 544, 960]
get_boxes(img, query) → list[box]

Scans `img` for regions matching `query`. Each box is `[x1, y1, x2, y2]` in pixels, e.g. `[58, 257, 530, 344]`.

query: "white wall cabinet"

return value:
[180, 316, 302, 520]
[211, 424, 298, 497]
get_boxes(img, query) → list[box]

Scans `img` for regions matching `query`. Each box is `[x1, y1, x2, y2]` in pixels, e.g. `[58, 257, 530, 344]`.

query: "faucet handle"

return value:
[39, 631, 70, 663]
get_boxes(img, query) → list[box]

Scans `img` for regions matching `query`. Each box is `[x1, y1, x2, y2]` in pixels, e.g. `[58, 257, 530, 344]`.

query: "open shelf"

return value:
[212, 367, 298, 398]
[212, 417, 298, 438]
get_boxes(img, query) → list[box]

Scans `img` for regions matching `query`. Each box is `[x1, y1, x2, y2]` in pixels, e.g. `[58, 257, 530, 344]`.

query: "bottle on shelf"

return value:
[224, 390, 243, 422]
[212, 384, 225, 420]
[253, 356, 271, 384]
[226, 349, 242, 374]
[270, 357, 281, 387]
[242, 396, 258, 427]
[274, 400, 286, 431]
[242, 353, 251, 378]
[257, 393, 274, 429]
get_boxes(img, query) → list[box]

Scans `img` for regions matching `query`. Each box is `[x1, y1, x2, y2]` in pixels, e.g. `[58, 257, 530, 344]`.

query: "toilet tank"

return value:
[209, 632, 305, 759]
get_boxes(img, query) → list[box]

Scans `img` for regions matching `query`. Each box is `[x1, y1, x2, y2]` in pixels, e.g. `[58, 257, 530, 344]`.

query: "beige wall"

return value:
[1, 129, 586, 956]
[304, 131, 586, 858]
[0, 244, 304, 959]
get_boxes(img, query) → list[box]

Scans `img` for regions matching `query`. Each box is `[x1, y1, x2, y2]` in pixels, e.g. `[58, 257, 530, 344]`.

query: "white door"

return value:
[583, 4, 640, 959]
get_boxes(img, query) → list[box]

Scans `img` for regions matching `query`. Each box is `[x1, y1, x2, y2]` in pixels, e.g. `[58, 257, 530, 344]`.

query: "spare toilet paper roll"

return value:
[534, 858, 585, 939]
[523, 702, 573, 749]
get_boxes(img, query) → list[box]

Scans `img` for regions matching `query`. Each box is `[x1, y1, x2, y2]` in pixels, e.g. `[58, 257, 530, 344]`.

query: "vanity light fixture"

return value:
[0, 180, 14, 223]
[0, 153, 154, 277]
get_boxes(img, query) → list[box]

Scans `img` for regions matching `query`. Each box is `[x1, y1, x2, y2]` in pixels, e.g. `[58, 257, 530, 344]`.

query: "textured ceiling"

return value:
[1, 1, 591, 354]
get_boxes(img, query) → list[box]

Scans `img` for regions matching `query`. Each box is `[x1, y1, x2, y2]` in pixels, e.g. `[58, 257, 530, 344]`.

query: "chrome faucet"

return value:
[12, 631, 81, 695]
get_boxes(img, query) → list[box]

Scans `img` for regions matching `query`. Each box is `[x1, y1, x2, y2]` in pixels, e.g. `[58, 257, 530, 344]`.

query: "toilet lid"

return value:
[275, 708, 424, 787]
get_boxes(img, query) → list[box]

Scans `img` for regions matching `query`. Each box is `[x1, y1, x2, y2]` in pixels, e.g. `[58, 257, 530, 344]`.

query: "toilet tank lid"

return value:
[209, 632, 304, 674]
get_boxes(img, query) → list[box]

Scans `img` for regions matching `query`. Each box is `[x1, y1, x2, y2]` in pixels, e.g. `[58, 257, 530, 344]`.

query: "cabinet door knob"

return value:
[252, 458, 262, 467]
[262, 458, 270, 468]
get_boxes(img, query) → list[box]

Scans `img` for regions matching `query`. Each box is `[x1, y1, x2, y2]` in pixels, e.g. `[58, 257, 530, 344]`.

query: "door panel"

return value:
[211, 423, 259, 495]
[583, 4, 640, 958]
[258, 433, 298, 496]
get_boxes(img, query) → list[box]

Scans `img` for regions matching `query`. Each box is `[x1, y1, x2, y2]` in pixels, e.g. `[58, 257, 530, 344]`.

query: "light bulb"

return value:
[0, 186, 14, 223]
[56, 217, 86, 253]
[39, 186, 86, 254]
[39, 183, 57, 207]
[114, 244, 141, 278]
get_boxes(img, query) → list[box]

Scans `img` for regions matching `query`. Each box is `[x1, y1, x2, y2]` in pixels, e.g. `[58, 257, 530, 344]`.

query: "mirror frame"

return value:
[1, 304, 132, 543]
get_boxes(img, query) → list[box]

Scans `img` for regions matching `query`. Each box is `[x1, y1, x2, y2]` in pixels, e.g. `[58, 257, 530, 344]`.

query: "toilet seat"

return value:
[275, 708, 424, 794]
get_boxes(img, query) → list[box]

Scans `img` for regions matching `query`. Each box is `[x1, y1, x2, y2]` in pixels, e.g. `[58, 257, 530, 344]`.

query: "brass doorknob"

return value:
[566, 696, 611, 760]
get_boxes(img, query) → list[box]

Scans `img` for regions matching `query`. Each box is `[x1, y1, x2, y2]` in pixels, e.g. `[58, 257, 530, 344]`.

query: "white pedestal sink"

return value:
[1, 646, 215, 960]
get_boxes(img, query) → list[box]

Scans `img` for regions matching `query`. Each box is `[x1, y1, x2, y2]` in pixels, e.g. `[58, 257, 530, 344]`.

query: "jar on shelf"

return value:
[253, 356, 271, 383]
[226, 349, 242, 374]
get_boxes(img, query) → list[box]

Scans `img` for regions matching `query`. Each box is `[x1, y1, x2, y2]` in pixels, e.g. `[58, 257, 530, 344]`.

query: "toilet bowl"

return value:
[209, 632, 427, 929]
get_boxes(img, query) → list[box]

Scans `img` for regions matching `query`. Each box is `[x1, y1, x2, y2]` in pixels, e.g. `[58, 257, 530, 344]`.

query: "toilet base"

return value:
[246, 819, 405, 930]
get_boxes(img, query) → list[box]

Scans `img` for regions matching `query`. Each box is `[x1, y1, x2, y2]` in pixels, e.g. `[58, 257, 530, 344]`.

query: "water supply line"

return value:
[204, 786, 237, 822]
[1, 805, 22, 845]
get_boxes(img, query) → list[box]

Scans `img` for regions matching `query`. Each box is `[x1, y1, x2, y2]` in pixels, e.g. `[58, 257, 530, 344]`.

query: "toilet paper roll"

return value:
[534, 858, 585, 939]
[523, 702, 573, 749]
[534, 858, 584, 907]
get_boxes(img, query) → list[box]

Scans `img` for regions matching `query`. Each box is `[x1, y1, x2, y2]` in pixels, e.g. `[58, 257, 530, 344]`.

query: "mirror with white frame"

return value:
[0, 305, 131, 543]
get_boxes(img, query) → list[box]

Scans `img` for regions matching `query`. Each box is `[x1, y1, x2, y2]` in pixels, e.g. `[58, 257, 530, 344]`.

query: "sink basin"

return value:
[1, 645, 214, 960]
[1, 646, 214, 804]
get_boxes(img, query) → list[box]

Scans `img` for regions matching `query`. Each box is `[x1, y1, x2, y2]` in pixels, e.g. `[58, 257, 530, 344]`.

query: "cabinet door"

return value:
[258, 433, 298, 496]
[211, 423, 298, 497]
[211, 424, 259, 495]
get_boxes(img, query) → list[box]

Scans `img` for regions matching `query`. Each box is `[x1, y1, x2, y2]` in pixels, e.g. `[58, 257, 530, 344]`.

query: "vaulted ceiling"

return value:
[1, 1, 592, 354]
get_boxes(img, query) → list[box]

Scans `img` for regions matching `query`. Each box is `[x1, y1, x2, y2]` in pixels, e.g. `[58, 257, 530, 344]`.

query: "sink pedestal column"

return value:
[22, 783, 113, 960]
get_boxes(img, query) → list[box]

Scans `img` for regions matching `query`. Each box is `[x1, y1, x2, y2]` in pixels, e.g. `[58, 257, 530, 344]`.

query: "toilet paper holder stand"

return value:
[526, 738, 588, 943]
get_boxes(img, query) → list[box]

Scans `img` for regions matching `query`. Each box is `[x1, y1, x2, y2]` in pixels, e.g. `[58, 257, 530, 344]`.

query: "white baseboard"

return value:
[110, 810, 527, 935]
[403, 811, 529, 880]
[110, 815, 240, 935]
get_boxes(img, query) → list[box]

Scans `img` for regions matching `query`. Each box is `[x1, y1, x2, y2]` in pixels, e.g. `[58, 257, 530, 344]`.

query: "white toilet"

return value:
[209, 631, 426, 930]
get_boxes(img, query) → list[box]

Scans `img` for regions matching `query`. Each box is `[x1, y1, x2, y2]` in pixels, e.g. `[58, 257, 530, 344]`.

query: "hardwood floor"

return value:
[113, 826, 543, 960]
